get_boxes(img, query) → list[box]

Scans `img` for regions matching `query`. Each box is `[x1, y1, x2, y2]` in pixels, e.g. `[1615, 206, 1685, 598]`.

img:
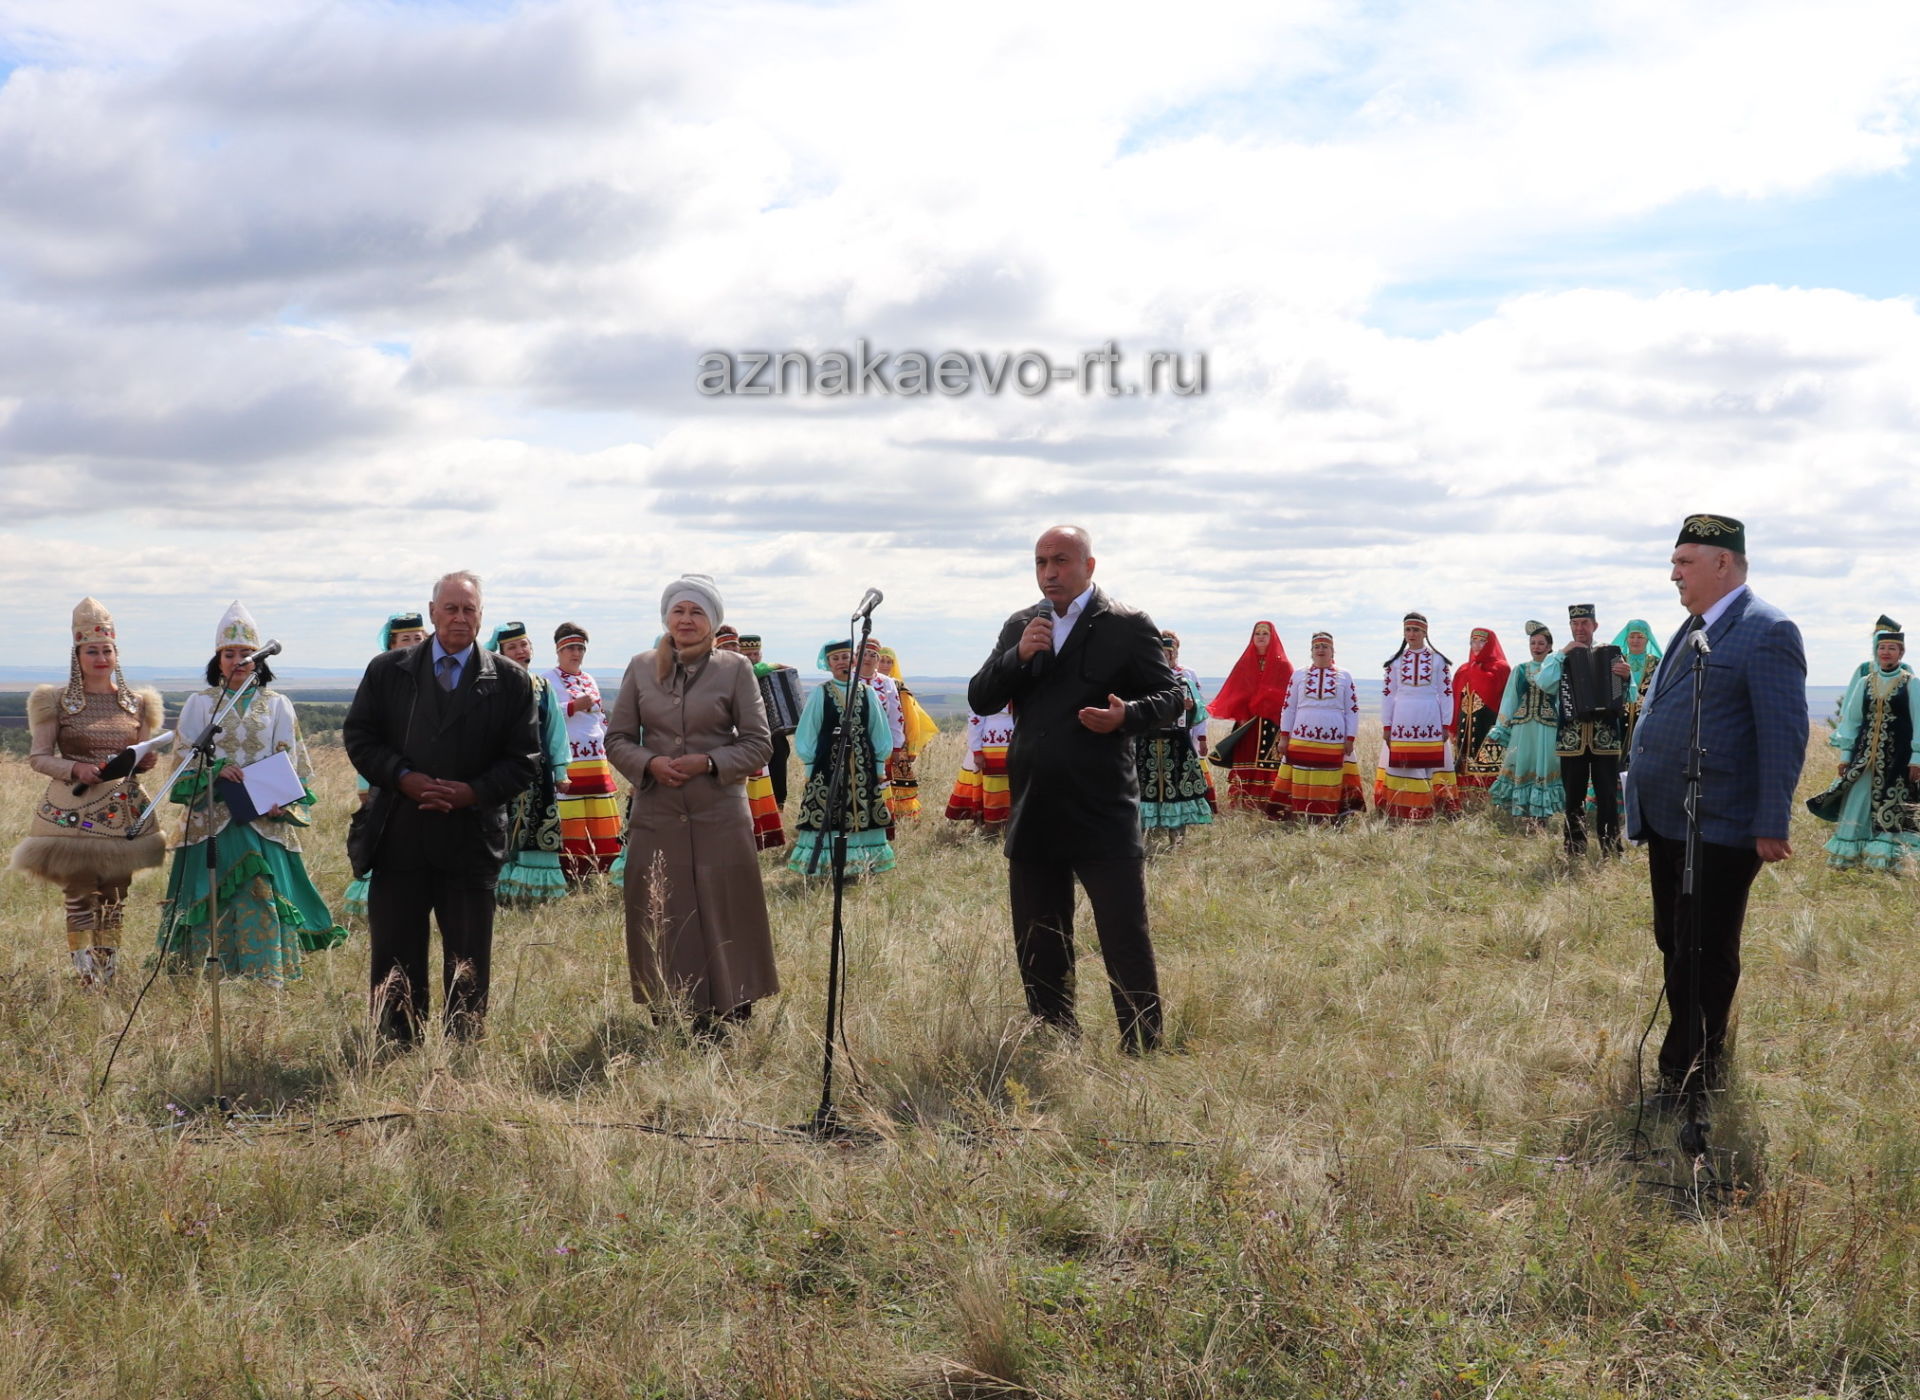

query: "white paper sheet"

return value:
[240, 751, 305, 814]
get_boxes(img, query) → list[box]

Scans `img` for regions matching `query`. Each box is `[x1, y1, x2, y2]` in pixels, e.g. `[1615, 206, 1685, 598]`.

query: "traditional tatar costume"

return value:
[788, 641, 896, 876]
[1268, 632, 1365, 822]
[1169, 656, 1220, 811]
[1375, 613, 1459, 821]
[342, 610, 425, 921]
[743, 636, 796, 810]
[9, 598, 167, 985]
[945, 708, 1016, 829]
[1136, 634, 1214, 835]
[878, 647, 939, 821]
[1211, 622, 1293, 812]
[1451, 628, 1510, 808]
[546, 633, 623, 878]
[156, 602, 347, 985]
[1807, 622, 1920, 871]
[1613, 619, 1662, 762]
[1487, 622, 1565, 821]
[1542, 603, 1626, 856]
[488, 622, 571, 903]
[864, 652, 906, 825]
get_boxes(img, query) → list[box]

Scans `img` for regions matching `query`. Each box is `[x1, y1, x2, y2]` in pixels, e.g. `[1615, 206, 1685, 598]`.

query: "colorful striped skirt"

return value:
[944, 748, 1012, 828]
[558, 757, 623, 874]
[1268, 738, 1366, 822]
[1373, 750, 1460, 823]
[1224, 718, 1285, 811]
[886, 751, 921, 819]
[747, 767, 787, 850]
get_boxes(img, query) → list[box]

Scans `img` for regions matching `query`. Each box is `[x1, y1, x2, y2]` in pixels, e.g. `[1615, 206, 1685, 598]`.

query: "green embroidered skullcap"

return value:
[381, 611, 425, 649]
[1567, 603, 1596, 622]
[1675, 513, 1746, 553]
[487, 621, 528, 651]
[1524, 619, 1551, 640]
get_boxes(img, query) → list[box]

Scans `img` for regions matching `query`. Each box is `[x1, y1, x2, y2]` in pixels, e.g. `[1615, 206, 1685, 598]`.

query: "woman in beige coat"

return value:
[605, 574, 777, 1032]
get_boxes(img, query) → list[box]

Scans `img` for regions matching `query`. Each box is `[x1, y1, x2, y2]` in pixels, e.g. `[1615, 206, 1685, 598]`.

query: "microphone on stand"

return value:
[852, 588, 884, 621]
[1030, 598, 1055, 679]
[244, 639, 283, 666]
[1687, 628, 1712, 657]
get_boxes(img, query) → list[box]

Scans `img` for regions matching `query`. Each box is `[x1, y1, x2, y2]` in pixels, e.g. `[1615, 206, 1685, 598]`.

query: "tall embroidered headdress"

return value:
[215, 600, 261, 651]
[63, 596, 139, 715]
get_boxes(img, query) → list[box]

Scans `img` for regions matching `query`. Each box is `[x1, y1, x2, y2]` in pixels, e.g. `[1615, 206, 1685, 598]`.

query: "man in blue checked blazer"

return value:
[1624, 514, 1807, 1102]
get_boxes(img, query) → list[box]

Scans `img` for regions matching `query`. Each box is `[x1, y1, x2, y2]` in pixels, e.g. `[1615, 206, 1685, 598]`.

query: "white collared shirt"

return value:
[1696, 582, 1748, 633]
[1051, 585, 1095, 650]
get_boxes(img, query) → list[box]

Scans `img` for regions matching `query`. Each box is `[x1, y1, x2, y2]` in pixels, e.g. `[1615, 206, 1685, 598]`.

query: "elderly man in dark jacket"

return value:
[968, 526, 1186, 1053]
[345, 570, 540, 1043]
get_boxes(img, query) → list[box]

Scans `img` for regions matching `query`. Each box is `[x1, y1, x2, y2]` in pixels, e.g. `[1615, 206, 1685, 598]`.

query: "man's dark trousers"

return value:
[368, 862, 496, 1043]
[1009, 857, 1161, 1052]
[1644, 827, 1762, 1091]
[1561, 750, 1622, 853]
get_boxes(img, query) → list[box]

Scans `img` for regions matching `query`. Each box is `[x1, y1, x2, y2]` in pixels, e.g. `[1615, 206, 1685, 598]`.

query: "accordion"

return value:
[1564, 645, 1625, 720]
[758, 667, 805, 736]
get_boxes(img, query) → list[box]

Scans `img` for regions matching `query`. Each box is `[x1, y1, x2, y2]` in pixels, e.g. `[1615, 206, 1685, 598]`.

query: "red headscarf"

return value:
[1211, 621, 1294, 724]
[1452, 627, 1510, 727]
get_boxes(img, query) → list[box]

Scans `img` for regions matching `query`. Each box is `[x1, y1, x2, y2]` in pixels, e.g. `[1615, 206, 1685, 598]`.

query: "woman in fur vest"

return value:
[8, 597, 167, 987]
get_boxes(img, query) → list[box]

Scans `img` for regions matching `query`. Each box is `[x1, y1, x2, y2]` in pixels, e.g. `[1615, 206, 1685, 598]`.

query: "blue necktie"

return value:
[438, 654, 460, 691]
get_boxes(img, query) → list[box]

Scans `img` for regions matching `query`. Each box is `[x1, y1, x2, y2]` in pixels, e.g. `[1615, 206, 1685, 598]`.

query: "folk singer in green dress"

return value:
[1807, 626, 1920, 871]
[1487, 621, 1565, 823]
[156, 601, 347, 987]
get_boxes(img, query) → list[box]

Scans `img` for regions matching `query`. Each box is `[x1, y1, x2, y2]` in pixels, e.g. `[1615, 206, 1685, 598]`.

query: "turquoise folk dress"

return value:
[1808, 664, 1920, 870]
[788, 677, 896, 876]
[496, 673, 572, 903]
[1137, 673, 1214, 831]
[1487, 660, 1564, 820]
[157, 688, 347, 986]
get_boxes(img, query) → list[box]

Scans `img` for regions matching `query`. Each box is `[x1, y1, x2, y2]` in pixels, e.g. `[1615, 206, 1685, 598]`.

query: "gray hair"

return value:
[1703, 546, 1750, 578]
[431, 570, 484, 605]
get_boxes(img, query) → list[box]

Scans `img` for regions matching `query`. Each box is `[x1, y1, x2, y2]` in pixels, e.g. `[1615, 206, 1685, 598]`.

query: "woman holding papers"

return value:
[155, 601, 346, 987]
[8, 597, 168, 988]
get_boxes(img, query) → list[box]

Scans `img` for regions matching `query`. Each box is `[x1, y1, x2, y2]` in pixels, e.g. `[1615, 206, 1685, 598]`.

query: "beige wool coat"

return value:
[605, 648, 777, 1013]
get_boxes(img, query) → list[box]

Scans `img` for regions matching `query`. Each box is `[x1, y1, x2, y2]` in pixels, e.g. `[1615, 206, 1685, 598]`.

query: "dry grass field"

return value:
[3, 719, 1918, 1399]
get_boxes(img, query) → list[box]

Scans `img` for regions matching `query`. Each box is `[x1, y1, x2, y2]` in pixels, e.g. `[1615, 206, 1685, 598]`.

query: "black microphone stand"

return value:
[805, 602, 879, 1139]
[134, 671, 265, 1117]
[1677, 634, 1711, 1158]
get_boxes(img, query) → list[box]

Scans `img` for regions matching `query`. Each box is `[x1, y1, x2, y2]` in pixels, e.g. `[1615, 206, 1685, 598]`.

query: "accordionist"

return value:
[1545, 603, 1634, 857]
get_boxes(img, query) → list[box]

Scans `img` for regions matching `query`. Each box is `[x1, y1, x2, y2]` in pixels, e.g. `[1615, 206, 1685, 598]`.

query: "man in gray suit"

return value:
[1624, 515, 1807, 1104]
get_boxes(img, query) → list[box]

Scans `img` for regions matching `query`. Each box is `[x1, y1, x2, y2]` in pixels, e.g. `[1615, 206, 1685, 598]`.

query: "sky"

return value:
[2, 0, 1918, 683]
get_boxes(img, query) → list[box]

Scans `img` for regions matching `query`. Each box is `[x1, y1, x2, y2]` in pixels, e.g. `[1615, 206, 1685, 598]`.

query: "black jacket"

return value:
[343, 640, 540, 877]
[967, 586, 1184, 862]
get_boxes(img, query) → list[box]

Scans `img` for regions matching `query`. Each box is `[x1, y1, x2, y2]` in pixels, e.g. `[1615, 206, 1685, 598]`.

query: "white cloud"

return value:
[1, 0, 1917, 684]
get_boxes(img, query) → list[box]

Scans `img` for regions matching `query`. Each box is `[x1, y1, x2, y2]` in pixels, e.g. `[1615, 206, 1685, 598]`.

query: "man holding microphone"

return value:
[968, 525, 1186, 1054]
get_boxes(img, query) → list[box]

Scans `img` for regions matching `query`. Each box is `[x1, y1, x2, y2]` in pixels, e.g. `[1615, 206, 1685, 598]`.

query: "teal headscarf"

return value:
[380, 611, 426, 650]
[486, 620, 529, 653]
[1612, 619, 1661, 693]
